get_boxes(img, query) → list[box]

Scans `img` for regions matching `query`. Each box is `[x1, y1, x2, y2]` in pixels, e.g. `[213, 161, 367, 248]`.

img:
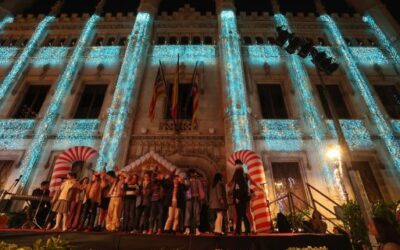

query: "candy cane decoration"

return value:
[228, 150, 272, 232]
[49, 146, 98, 196]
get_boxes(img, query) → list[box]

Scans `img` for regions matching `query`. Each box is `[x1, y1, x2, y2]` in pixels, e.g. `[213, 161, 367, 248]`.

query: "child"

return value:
[51, 172, 78, 231]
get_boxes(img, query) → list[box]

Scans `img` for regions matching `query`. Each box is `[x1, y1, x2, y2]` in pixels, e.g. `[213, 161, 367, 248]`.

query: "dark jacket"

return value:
[163, 181, 185, 210]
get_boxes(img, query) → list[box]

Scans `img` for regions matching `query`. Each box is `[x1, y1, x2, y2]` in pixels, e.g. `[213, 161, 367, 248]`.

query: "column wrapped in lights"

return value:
[95, 12, 154, 171]
[18, 15, 101, 186]
[363, 14, 400, 65]
[273, 14, 346, 198]
[218, 10, 253, 152]
[321, 15, 400, 170]
[0, 16, 56, 105]
[0, 16, 14, 30]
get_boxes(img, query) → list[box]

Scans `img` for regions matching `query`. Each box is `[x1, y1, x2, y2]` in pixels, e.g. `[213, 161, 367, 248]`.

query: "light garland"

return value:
[0, 16, 14, 31]
[32, 47, 69, 67]
[259, 119, 303, 151]
[349, 47, 389, 65]
[85, 46, 121, 67]
[391, 120, 400, 135]
[244, 45, 281, 66]
[0, 16, 56, 105]
[218, 10, 253, 152]
[0, 119, 35, 150]
[320, 14, 400, 170]
[363, 14, 400, 65]
[55, 119, 100, 147]
[327, 119, 374, 150]
[150, 45, 216, 65]
[0, 47, 19, 66]
[19, 15, 101, 186]
[96, 12, 154, 171]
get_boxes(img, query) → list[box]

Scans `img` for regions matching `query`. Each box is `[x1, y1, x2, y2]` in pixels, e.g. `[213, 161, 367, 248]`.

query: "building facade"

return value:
[0, 0, 399, 220]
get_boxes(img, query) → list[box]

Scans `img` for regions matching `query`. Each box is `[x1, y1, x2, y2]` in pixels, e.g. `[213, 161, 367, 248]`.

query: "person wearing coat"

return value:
[209, 173, 227, 235]
[163, 175, 186, 233]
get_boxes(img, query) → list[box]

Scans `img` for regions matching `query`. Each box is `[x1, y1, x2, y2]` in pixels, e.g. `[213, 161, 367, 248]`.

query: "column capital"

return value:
[138, 0, 161, 15]
[215, 0, 235, 13]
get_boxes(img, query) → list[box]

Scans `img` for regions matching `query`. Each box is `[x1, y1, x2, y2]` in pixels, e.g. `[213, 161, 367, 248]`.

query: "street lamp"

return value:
[325, 144, 349, 201]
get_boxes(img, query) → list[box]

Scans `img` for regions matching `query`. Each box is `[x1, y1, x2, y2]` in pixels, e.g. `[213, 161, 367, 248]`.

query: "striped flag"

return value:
[171, 56, 179, 120]
[148, 66, 165, 121]
[191, 64, 200, 126]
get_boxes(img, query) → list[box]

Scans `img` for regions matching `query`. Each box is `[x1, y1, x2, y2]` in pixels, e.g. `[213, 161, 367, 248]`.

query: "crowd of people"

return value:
[30, 160, 259, 236]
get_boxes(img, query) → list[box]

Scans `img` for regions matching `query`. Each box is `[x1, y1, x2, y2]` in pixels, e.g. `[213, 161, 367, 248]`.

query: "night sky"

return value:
[14, 0, 399, 25]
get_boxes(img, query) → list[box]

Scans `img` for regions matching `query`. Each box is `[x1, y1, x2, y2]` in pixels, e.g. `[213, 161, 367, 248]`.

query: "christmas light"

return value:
[55, 119, 100, 147]
[219, 10, 253, 152]
[19, 15, 101, 185]
[259, 119, 303, 151]
[321, 14, 400, 170]
[96, 12, 154, 171]
[150, 45, 216, 65]
[349, 47, 388, 65]
[0, 47, 19, 66]
[244, 45, 281, 66]
[363, 14, 400, 65]
[0, 119, 35, 150]
[32, 47, 69, 67]
[327, 119, 374, 150]
[392, 120, 400, 135]
[0, 16, 14, 30]
[85, 46, 121, 67]
[0, 16, 56, 105]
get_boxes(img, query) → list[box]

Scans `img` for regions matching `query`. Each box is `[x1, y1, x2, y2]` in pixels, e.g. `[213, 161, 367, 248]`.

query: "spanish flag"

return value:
[171, 55, 179, 120]
[147, 66, 165, 121]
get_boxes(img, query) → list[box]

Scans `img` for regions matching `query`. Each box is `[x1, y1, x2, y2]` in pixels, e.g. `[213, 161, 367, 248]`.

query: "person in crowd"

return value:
[29, 181, 51, 228]
[134, 171, 152, 234]
[97, 171, 113, 231]
[230, 162, 251, 235]
[105, 171, 125, 232]
[67, 177, 89, 230]
[121, 173, 139, 232]
[209, 173, 228, 235]
[148, 171, 166, 235]
[51, 172, 79, 231]
[79, 173, 101, 231]
[276, 212, 291, 233]
[309, 210, 327, 234]
[184, 169, 205, 235]
[164, 174, 185, 234]
[369, 217, 400, 250]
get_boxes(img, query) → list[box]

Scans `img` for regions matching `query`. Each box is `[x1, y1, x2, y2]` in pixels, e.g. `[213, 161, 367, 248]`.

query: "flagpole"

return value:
[183, 61, 199, 116]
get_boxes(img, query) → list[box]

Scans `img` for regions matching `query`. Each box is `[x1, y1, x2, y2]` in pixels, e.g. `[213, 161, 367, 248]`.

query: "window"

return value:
[0, 160, 14, 189]
[192, 36, 201, 45]
[344, 38, 352, 46]
[204, 36, 213, 45]
[58, 38, 66, 46]
[356, 38, 364, 46]
[70, 38, 77, 46]
[169, 36, 178, 45]
[316, 84, 351, 119]
[74, 84, 107, 119]
[157, 36, 166, 45]
[243, 36, 252, 45]
[272, 162, 307, 212]
[267, 37, 275, 44]
[165, 83, 193, 120]
[255, 37, 264, 44]
[13, 85, 50, 119]
[257, 84, 289, 119]
[119, 37, 127, 46]
[352, 161, 383, 202]
[107, 37, 115, 45]
[317, 37, 326, 45]
[180, 36, 189, 45]
[95, 37, 104, 46]
[373, 85, 400, 118]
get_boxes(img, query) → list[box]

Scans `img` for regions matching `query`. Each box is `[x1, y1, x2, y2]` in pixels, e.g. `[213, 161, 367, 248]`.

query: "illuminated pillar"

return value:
[95, 0, 160, 171]
[216, 0, 254, 155]
[19, 14, 101, 186]
[320, 15, 400, 171]
[0, 16, 13, 31]
[273, 14, 344, 198]
[0, 15, 55, 107]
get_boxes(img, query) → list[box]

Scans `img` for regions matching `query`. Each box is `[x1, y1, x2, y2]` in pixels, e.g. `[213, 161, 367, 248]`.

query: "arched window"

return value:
[95, 37, 104, 46]
[157, 36, 166, 45]
[267, 37, 275, 45]
[204, 36, 213, 45]
[180, 36, 189, 45]
[169, 36, 178, 44]
[70, 38, 78, 46]
[58, 38, 66, 46]
[192, 36, 201, 45]
[255, 36, 264, 44]
[368, 39, 376, 46]
[243, 36, 252, 45]
[119, 37, 127, 46]
[356, 38, 364, 46]
[317, 37, 326, 46]
[344, 38, 352, 46]
[107, 37, 115, 45]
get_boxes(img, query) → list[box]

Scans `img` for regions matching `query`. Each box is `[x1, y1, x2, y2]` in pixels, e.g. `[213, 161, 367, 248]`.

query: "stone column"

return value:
[18, 10, 102, 186]
[216, 0, 254, 159]
[0, 1, 62, 109]
[95, 0, 161, 171]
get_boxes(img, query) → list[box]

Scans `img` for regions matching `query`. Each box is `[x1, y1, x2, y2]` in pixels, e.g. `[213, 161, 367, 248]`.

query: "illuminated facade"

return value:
[0, 0, 399, 219]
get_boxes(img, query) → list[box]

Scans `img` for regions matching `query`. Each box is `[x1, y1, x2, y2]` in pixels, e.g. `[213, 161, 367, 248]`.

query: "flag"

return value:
[171, 55, 179, 120]
[191, 64, 200, 126]
[148, 66, 165, 121]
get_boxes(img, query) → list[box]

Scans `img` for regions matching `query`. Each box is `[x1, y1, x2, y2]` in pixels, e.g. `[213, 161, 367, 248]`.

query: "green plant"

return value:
[0, 235, 70, 250]
[341, 200, 370, 250]
[372, 200, 399, 231]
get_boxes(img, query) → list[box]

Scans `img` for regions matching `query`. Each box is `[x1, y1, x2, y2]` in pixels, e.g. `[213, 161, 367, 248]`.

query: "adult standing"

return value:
[209, 173, 227, 235]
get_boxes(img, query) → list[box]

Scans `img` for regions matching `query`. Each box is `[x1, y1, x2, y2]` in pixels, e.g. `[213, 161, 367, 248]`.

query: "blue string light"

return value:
[363, 14, 400, 65]
[19, 15, 101, 186]
[96, 12, 154, 171]
[320, 14, 400, 170]
[259, 120, 303, 151]
[0, 16, 56, 106]
[244, 45, 281, 66]
[327, 119, 374, 150]
[0, 47, 19, 66]
[85, 46, 121, 67]
[391, 120, 400, 135]
[150, 45, 216, 65]
[32, 47, 69, 67]
[0, 16, 14, 31]
[349, 47, 389, 65]
[0, 119, 35, 150]
[219, 10, 253, 152]
[55, 119, 100, 147]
